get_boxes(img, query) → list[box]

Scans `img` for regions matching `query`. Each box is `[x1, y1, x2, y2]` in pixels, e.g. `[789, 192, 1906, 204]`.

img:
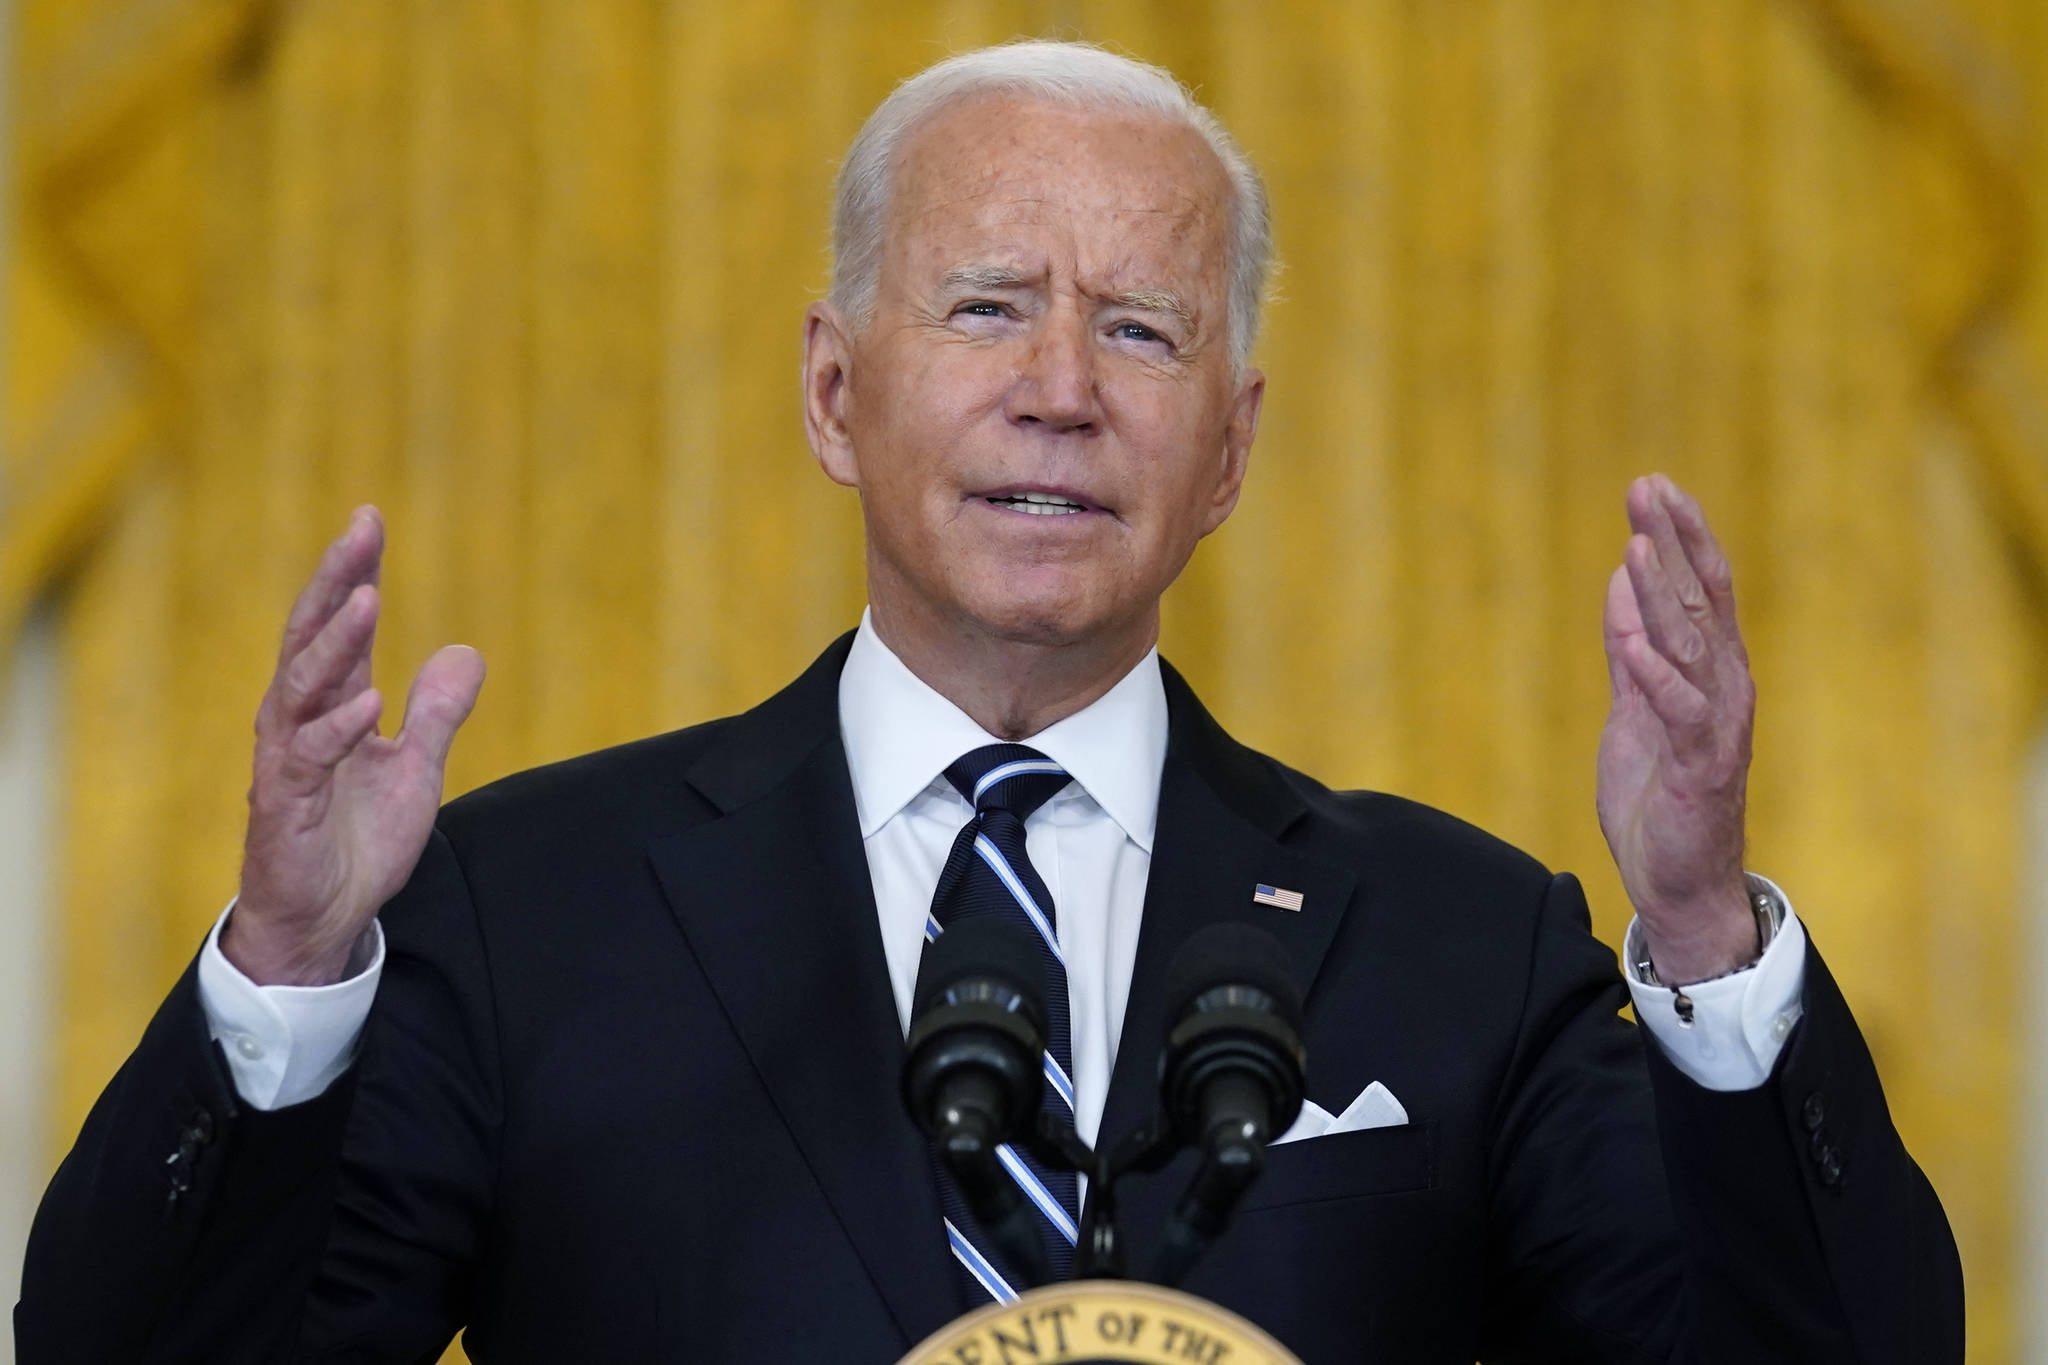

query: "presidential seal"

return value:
[898, 1280, 1304, 1365]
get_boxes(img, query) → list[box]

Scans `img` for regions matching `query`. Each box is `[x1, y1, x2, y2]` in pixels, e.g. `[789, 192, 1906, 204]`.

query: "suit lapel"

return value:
[642, 642, 1359, 1323]
[1095, 663, 1358, 1236]
[645, 637, 957, 1344]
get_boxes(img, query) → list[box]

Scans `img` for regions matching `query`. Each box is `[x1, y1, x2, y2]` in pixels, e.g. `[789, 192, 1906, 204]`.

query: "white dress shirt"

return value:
[839, 610, 1165, 1148]
[197, 611, 1810, 1114]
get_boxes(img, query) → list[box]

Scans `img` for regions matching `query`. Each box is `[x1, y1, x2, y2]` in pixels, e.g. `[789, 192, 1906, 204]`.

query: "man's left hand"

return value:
[1597, 474, 1759, 984]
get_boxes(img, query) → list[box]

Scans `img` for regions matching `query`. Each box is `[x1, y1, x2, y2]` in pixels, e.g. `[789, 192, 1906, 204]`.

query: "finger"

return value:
[284, 687, 385, 778]
[339, 585, 380, 702]
[1627, 475, 1714, 627]
[278, 507, 385, 669]
[398, 645, 487, 771]
[1657, 477, 1745, 653]
[1624, 532, 1713, 685]
[1614, 629, 1713, 757]
[270, 584, 379, 726]
[1601, 565, 1643, 703]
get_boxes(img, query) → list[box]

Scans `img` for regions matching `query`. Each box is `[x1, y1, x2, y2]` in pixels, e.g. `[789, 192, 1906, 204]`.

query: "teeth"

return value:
[989, 492, 1086, 515]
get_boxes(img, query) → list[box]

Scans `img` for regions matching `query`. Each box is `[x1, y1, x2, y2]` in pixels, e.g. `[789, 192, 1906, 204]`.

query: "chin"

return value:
[956, 581, 1118, 649]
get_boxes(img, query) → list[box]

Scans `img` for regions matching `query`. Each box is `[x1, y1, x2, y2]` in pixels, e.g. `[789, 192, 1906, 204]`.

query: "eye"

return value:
[953, 300, 1007, 318]
[1113, 320, 1171, 348]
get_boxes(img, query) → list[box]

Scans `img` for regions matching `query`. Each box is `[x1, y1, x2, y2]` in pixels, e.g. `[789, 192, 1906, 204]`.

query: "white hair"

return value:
[827, 40, 1273, 369]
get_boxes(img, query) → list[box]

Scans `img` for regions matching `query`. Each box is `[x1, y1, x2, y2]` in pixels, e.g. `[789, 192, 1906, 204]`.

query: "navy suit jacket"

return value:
[16, 633, 1962, 1362]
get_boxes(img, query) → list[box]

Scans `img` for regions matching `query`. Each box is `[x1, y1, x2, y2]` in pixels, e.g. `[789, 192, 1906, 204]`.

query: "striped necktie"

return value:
[922, 742, 1079, 1304]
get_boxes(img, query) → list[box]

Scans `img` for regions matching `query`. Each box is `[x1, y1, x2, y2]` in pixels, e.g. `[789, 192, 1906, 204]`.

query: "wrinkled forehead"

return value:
[884, 95, 1234, 294]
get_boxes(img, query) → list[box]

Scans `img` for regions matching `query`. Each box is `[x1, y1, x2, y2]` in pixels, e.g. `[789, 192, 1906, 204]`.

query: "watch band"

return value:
[1632, 874, 1787, 1028]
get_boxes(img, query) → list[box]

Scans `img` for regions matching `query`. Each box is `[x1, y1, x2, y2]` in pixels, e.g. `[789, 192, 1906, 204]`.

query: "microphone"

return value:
[900, 915, 1053, 1287]
[1152, 922, 1307, 1285]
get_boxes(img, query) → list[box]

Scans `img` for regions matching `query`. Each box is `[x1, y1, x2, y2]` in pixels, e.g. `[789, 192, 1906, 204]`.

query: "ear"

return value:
[802, 301, 861, 488]
[1199, 367, 1264, 536]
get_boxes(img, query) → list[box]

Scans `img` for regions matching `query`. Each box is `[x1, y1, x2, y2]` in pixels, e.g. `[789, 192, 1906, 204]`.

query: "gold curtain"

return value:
[8, 1, 2045, 1359]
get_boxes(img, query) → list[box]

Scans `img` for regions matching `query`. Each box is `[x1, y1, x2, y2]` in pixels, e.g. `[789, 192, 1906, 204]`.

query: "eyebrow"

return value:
[939, 264, 1032, 292]
[1106, 288, 1195, 332]
[936, 267, 1198, 336]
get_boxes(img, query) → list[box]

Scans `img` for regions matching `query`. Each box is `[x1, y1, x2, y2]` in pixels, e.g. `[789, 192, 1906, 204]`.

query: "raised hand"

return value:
[1596, 475, 1759, 984]
[223, 508, 486, 986]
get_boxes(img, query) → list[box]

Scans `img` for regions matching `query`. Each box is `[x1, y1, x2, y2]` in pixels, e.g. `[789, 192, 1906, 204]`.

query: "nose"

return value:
[1005, 309, 1100, 434]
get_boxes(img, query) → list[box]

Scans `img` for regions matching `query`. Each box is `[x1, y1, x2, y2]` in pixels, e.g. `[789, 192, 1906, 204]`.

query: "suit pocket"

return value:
[1239, 1120, 1437, 1211]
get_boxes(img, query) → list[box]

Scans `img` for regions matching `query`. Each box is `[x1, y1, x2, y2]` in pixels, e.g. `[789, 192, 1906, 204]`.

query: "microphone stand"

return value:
[1149, 1114, 1267, 1288]
[1025, 1110, 1203, 1283]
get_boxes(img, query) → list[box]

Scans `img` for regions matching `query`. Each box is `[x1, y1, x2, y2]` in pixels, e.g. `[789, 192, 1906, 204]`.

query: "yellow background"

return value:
[7, 0, 2046, 1359]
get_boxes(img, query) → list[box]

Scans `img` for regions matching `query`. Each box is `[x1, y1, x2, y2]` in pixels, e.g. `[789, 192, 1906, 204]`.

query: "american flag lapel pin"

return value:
[1252, 883, 1305, 912]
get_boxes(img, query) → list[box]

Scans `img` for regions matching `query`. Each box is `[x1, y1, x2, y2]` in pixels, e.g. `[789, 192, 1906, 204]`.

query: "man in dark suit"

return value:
[16, 40, 1960, 1364]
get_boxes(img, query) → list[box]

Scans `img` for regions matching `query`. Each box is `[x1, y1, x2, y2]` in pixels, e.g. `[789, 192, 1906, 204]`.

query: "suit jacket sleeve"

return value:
[1480, 871, 1963, 1364]
[14, 828, 501, 1365]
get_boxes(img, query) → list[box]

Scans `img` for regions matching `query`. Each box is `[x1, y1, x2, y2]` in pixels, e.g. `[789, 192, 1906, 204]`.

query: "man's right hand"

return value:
[224, 508, 487, 987]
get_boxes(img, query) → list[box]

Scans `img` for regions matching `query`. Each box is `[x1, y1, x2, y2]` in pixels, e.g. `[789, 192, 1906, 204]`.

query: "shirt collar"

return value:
[837, 609, 1166, 852]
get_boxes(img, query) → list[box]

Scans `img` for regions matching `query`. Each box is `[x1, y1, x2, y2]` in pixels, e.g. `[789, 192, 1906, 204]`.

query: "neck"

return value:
[867, 588, 1157, 742]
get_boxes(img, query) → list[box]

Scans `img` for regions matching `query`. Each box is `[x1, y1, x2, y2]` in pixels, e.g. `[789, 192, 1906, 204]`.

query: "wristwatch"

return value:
[1631, 873, 1787, 1028]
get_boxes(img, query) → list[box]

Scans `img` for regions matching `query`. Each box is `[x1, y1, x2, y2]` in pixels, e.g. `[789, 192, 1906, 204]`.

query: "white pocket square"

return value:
[1272, 1081, 1409, 1145]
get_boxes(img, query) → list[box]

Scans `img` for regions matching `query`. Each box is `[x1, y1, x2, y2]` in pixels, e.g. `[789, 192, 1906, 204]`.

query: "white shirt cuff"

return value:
[195, 900, 384, 1111]
[1623, 875, 1807, 1093]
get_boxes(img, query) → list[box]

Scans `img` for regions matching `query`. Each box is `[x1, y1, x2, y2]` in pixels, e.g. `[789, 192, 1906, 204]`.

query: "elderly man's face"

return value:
[804, 94, 1263, 653]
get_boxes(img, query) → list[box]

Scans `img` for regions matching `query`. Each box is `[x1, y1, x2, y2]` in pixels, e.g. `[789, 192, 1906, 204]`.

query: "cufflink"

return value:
[1633, 875, 1786, 1027]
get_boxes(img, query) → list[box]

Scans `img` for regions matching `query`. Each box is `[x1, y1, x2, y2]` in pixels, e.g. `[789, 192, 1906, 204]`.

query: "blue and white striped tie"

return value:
[923, 743, 1078, 1305]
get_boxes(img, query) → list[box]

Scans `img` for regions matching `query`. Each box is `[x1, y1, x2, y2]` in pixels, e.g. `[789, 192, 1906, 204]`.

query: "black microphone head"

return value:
[1158, 922, 1307, 1149]
[1161, 922, 1304, 1032]
[902, 915, 1050, 1147]
[911, 914, 1048, 1031]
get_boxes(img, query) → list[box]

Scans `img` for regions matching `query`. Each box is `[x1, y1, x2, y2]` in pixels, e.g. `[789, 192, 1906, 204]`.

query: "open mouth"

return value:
[984, 492, 1090, 516]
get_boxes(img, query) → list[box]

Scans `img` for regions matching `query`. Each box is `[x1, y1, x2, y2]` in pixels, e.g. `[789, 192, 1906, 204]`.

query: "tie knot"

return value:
[944, 743, 1070, 820]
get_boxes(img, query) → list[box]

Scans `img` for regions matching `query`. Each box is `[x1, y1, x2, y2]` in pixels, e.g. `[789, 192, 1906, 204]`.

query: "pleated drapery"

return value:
[8, 1, 2046, 1358]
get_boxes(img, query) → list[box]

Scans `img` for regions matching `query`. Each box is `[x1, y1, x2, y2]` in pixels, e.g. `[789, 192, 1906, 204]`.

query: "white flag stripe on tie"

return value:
[972, 835, 1065, 964]
[1043, 1052, 1075, 1109]
[944, 1219, 1018, 1304]
[973, 758, 1067, 803]
[994, 1144, 1079, 1244]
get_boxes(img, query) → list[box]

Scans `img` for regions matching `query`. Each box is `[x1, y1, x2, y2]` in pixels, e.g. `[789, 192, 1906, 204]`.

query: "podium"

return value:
[898, 1282, 1303, 1365]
